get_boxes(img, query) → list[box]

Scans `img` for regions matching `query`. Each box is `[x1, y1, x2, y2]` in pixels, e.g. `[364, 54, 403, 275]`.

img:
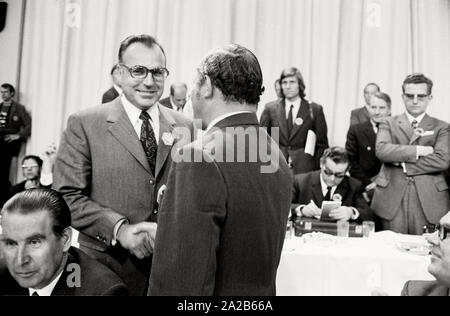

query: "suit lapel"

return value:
[107, 100, 152, 175]
[362, 121, 376, 145]
[396, 113, 414, 141]
[334, 177, 350, 202]
[311, 171, 324, 206]
[155, 105, 176, 179]
[51, 253, 76, 296]
[289, 99, 310, 141]
[276, 100, 289, 140]
[409, 114, 433, 145]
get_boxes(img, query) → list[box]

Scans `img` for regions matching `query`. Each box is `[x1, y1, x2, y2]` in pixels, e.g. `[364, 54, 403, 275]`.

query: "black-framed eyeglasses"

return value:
[435, 224, 450, 241]
[403, 93, 430, 100]
[322, 166, 347, 179]
[119, 64, 169, 81]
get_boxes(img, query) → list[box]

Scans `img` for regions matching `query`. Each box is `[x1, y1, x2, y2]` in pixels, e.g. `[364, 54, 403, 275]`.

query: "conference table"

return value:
[276, 231, 435, 296]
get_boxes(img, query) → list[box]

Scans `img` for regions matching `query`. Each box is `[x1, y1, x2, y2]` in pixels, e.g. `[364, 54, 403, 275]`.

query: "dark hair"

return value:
[198, 44, 265, 105]
[22, 155, 43, 168]
[364, 82, 380, 93]
[320, 146, 350, 165]
[118, 34, 166, 63]
[1, 83, 15, 96]
[2, 189, 72, 238]
[402, 73, 433, 95]
[170, 82, 188, 96]
[110, 64, 120, 75]
[279, 67, 306, 99]
[371, 91, 392, 108]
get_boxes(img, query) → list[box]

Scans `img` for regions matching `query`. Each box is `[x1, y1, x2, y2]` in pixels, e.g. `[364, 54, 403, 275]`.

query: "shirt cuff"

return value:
[40, 173, 53, 186]
[350, 207, 359, 220]
[111, 219, 128, 246]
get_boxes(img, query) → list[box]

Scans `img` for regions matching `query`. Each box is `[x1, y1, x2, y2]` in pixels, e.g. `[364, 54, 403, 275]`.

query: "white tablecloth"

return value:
[276, 231, 435, 296]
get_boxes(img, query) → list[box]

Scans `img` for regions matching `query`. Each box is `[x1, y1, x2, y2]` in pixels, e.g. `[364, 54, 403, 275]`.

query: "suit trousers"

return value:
[380, 179, 429, 235]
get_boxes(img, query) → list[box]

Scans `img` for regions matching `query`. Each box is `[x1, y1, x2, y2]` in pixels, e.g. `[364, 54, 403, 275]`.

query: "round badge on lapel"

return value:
[294, 118, 303, 126]
[367, 146, 371, 151]
[12, 115, 19, 122]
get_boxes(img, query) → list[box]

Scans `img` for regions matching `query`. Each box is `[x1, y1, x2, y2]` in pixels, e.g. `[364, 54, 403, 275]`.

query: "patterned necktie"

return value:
[287, 105, 294, 134]
[411, 119, 419, 130]
[324, 186, 332, 201]
[139, 111, 157, 175]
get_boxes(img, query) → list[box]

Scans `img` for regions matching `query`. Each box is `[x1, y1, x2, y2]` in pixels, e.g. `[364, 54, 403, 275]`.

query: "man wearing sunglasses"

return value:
[372, 73, 449, 235]
[53, 34, 193, 295]
[291, 146, 372, 222]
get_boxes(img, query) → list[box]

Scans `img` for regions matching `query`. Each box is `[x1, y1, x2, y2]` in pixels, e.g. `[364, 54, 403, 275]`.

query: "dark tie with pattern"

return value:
[411, 119, 418, 130]
[139, 111, 157, 175]
[287, 105, 294, 135]
[324, 186, 332, 201]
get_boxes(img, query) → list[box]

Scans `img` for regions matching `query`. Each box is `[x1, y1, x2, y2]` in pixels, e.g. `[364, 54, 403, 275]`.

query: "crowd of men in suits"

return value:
[0, 32, 449, 296]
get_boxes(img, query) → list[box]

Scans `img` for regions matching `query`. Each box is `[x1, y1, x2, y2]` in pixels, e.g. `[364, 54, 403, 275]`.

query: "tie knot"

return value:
[140, 111, 151, 121]
[290, 104, 294, 109]
[411, 120, 418, 129]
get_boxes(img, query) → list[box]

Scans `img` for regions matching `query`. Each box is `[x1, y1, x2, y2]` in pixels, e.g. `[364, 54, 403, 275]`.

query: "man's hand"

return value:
[4, 134, 20, 143]
[365, 182, 377, 192]
[417, 146, 434, 157]
[301, 200, 321, 218]
[117, 222, 157, 259]
[329, 206, 353, 221]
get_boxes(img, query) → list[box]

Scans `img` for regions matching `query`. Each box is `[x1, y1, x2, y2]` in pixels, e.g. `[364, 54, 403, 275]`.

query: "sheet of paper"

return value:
[305, 130, 316, 156]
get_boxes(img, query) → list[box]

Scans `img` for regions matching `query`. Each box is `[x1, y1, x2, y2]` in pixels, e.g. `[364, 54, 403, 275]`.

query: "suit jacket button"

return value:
[153, 210, 158, 214]
[149, 180, 154, 185]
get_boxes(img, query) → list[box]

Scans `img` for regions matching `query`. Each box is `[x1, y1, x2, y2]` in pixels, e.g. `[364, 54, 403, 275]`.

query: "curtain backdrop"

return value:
[17, 0, 450, 157]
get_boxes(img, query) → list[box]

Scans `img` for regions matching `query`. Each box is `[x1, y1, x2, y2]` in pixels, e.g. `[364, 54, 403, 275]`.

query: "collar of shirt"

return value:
[29, 270, 64, 296]
[205, 111, 253, 133]
[370, 119, 378, 134]
[169, 97, 179, 111]
[405, 111, 426, 125]
[121, 95, 160, 144]
[319, 173, 337, 197]
[285, 98, 301, 120]
[113, 84, 122, 96]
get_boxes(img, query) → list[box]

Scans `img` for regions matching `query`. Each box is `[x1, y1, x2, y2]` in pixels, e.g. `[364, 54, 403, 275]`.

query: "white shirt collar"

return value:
[113, 84, 122, 95]
[285, 98, 301, 120]
[121, 95, 160, 143]
[319, 172, 337, 197]
[205, 111, 253, 132]
[405, 111, 426, 125]
[29, 270, 64, 296]
[169, 97, 178, 110]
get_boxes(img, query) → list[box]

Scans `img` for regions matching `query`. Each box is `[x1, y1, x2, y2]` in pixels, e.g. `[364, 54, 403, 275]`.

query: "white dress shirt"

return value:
[29, 271, 63, 296]
[405, 111, 426, 126]
[285, 98, 301, 123]
[121, 95, 159, 144]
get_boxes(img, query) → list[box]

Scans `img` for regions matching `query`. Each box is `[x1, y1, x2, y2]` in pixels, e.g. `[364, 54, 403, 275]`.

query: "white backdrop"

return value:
[14, 0, 450, 157]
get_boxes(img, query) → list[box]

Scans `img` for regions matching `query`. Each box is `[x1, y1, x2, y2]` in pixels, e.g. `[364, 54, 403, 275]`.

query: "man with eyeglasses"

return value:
[372, 73, 449, 235]
[53, 34, 193, 295]
[291, 146, 372, 222]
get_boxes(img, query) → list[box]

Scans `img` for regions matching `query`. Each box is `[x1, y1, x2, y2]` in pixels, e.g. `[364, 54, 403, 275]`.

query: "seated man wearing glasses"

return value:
[291, 146, 372, 222]
[371, 73, 449, 235]
[52, 34, 193, 295]
[402, 217, 450, 296]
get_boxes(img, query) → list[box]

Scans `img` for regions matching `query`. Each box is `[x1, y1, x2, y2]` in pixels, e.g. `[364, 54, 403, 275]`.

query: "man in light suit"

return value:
[371, 73, 450, 235]
[350, 82, 380, 126]
[149, 44, 292, 296]
[101, 64, 122, 104]
[53, 35, 193, 295]
[260, 67, 328, 174]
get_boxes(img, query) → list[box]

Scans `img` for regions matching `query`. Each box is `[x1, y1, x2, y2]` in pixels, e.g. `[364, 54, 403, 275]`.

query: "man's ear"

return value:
[61, 227, 72, 252]
[201, 75, 214, 99]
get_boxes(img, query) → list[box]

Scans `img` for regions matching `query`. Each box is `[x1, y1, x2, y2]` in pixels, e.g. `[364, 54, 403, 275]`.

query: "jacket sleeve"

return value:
[313, 104, 328, 163]
[17, 104, 32, 140]
[52, 114, 125, 246]
[346, 125, 371, 186]
[259, 104, 272, 135]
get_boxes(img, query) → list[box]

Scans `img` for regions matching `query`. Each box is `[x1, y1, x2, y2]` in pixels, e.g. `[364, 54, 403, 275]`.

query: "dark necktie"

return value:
[139, 111, 157, 175]
[324, 186, 332, 201]
[411, 119, 418, 130]
[287, 105, 294, 135]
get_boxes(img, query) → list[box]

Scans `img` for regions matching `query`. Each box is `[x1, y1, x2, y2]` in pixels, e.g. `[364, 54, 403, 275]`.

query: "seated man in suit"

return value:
[346, 91, 391, 202]
[402, 213, 450, 296]
[0, 188, 128, 296]
[102, 64, 122, 104]
[350, 82, 380, 126]
[292, 146, 372, 222]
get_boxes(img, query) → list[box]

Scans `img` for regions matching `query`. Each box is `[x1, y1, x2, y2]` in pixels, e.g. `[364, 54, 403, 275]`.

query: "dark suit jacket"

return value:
[346, 121, 381, 186]
[402, 280, 449, 296]
[291, 170, 373, 222]
[0, 247, 128, 296]
[372, 114, 450, 222]
[0, 101, 32, 155]
[260, 98, 328, 174]
[8, 181, 50, 199]
[101, 87, 120, 104]
[350, 106, 370, 126]
[149, 112, 293, 296]
[52, 99, 193, 295]
[159, 97, 172, 109]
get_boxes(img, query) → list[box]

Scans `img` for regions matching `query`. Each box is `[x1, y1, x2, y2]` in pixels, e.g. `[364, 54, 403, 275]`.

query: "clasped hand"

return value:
[117, 222, 157, 259]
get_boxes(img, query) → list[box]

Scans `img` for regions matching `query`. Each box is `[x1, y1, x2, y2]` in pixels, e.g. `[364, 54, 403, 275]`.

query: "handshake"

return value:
[117, 221, 157, 259]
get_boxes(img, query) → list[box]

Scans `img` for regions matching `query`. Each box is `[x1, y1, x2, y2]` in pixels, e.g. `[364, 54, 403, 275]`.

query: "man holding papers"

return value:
[291, 147, 372, 222]
[260, 67, 328, 174]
